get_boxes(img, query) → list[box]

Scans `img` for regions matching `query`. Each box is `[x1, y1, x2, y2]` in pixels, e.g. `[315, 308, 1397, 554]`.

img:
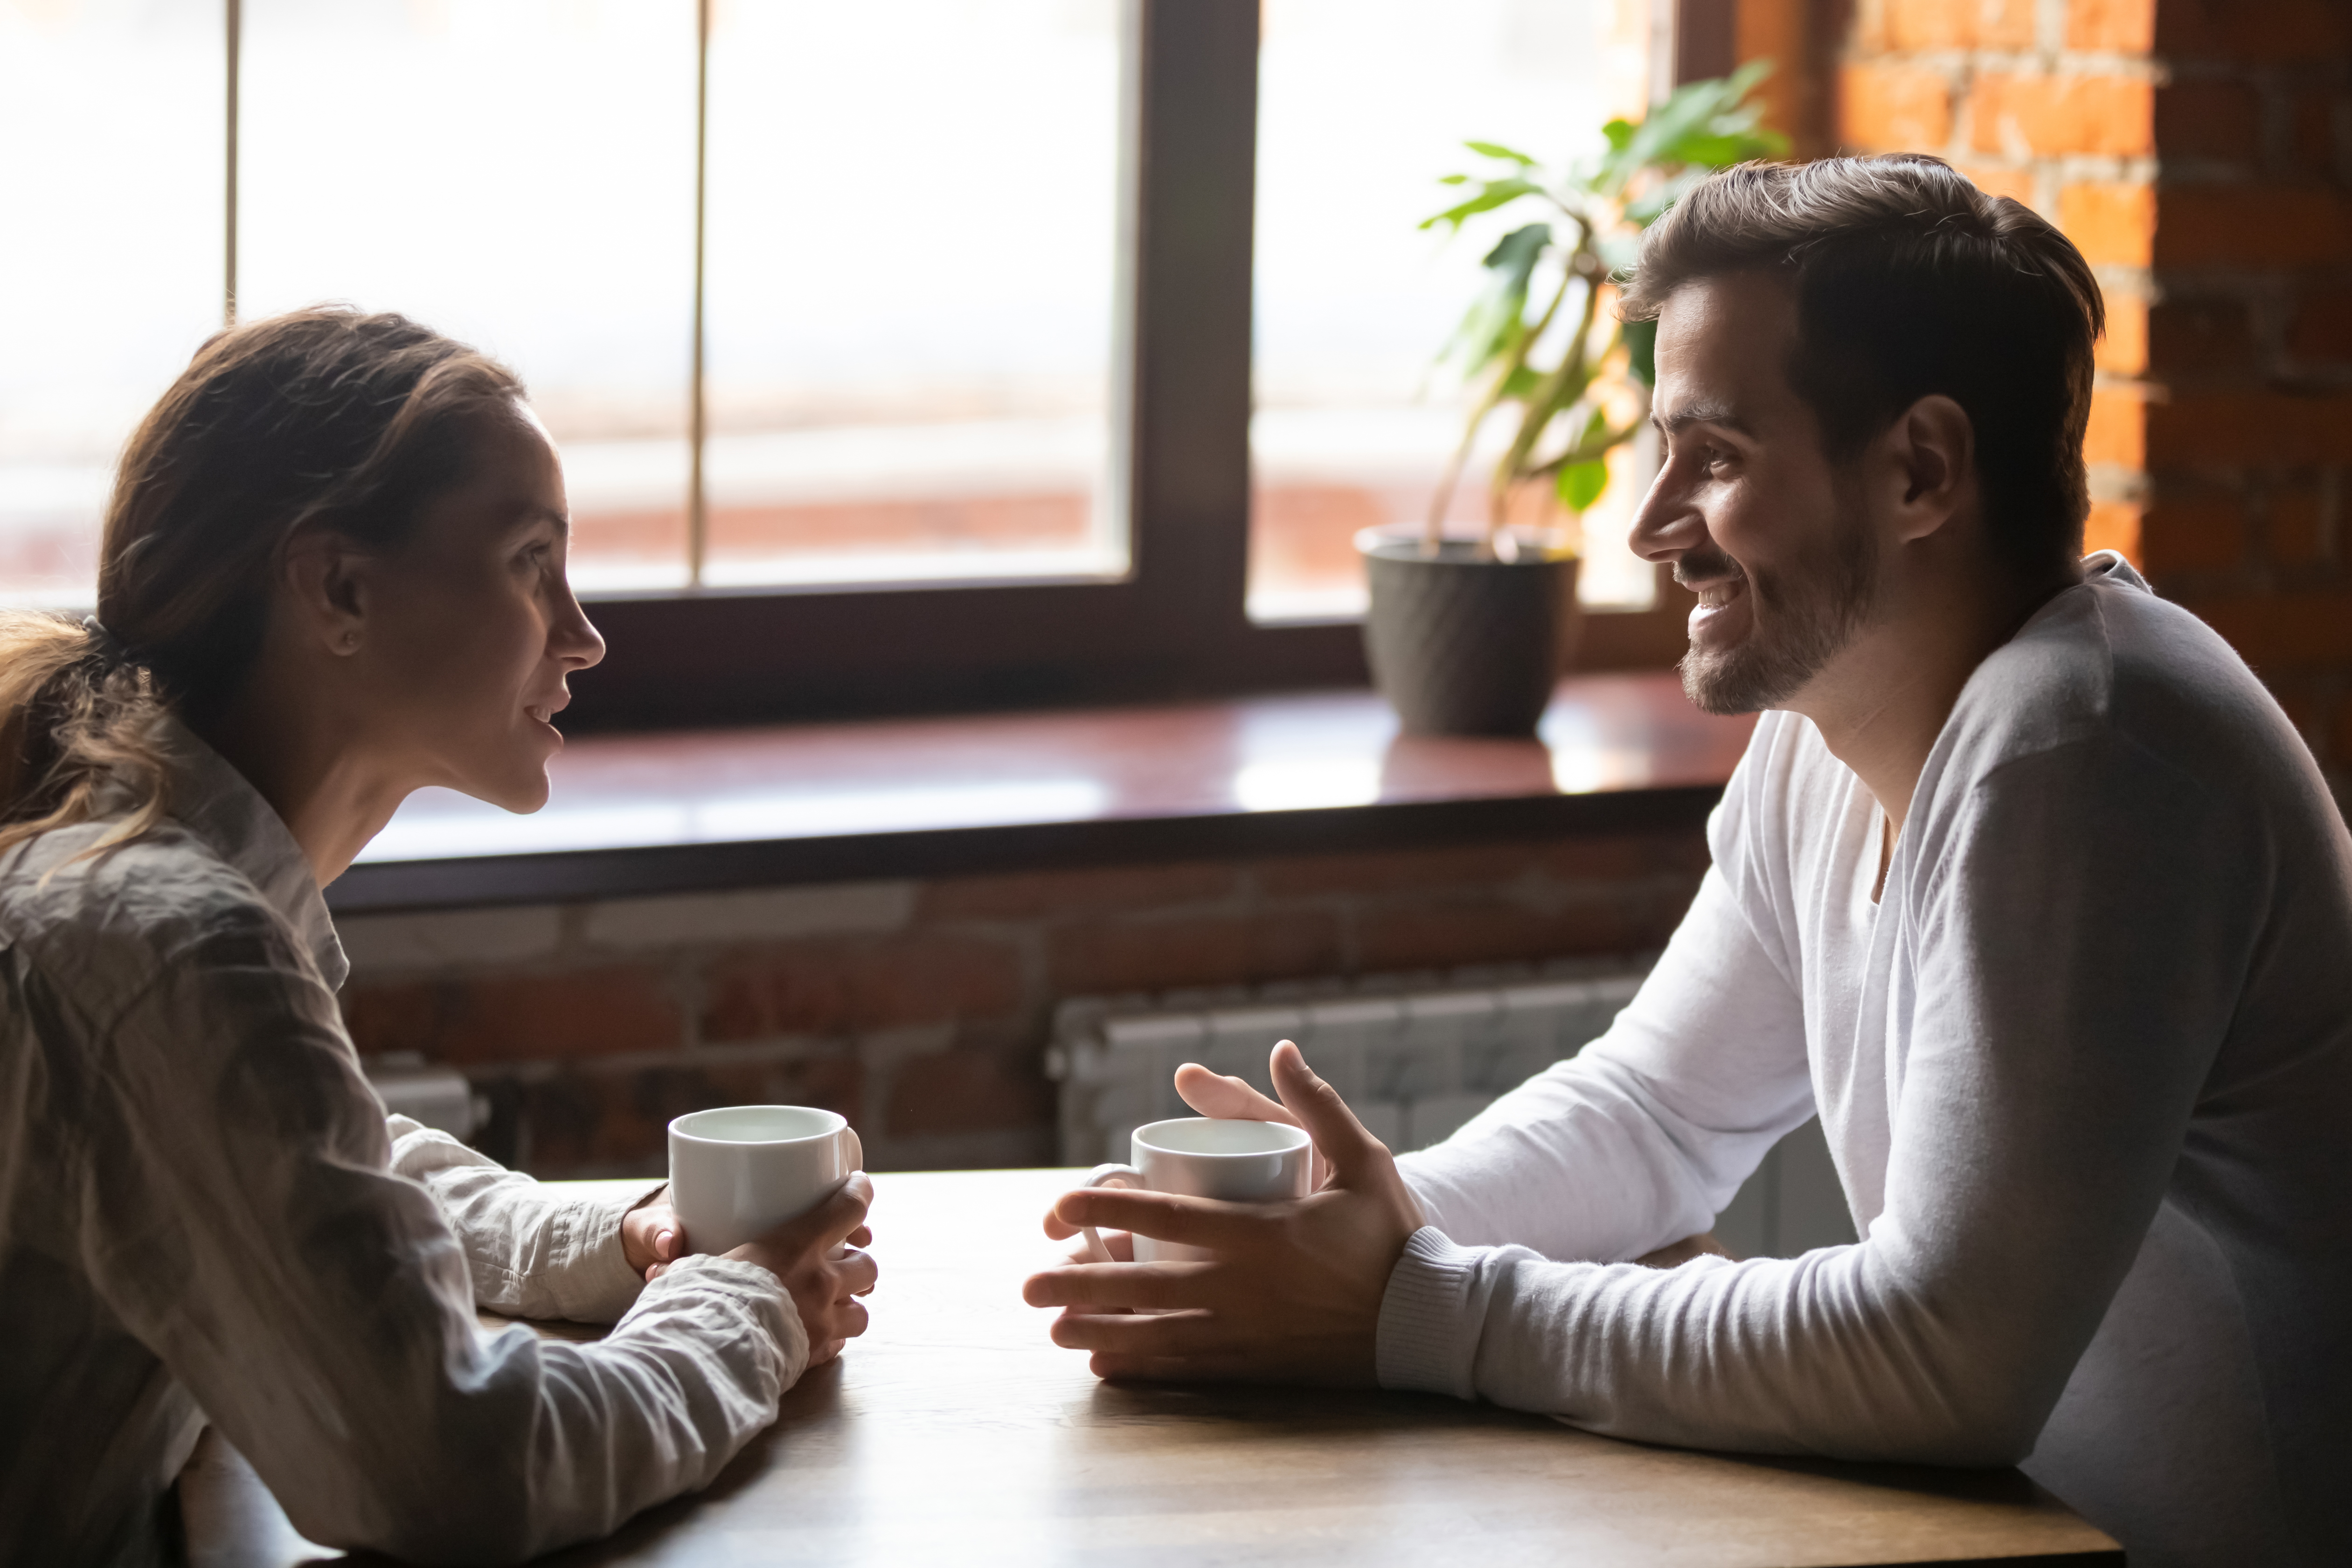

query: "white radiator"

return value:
[364, 1052, 487, 1141]
[1047, 960, 1859, 1260]
[1047, 963, 1649, 1167]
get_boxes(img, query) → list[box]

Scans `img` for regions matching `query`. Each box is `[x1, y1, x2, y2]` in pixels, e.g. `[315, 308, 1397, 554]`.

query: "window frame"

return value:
[63, 0, 1719, 732]
[571, 0, 1719, 732]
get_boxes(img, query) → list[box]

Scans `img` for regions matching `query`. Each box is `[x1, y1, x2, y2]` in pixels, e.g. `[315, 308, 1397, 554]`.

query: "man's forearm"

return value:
[1375, 1228, 2071, 1467]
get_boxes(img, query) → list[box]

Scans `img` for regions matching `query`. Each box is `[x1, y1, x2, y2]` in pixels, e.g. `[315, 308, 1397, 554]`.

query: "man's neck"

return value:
[1793, 556, 2079, 838]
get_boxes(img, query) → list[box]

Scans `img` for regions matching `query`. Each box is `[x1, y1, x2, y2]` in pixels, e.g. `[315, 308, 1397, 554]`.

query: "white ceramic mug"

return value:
[1078, 1117, 1313, 1263]
[667, 1105, 864, 1256]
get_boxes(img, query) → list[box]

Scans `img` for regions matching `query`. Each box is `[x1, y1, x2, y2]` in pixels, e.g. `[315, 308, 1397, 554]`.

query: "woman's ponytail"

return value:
[0, 613, 173, 862]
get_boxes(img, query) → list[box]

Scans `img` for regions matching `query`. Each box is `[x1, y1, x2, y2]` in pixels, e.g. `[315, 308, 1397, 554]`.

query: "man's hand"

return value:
[1171, 1057, 1332, 1187]
[1023, 1041, 1423, 1385]
[646, 1174, 880, 1366]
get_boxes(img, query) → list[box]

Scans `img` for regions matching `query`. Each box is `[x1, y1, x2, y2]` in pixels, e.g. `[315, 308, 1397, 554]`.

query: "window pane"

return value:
[0, 0, 223, 608]
[701, 0, 1125, 588]
[1249, 0, 1658, 622]
[240, 0, 699, 592]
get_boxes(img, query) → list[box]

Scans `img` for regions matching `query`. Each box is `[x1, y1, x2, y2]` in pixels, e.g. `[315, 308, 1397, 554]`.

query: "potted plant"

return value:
[1359, 63, 1788, 736]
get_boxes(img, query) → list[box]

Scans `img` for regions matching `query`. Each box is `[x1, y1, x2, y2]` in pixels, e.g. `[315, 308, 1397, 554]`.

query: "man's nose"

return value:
[1628, 465, 1703, 564]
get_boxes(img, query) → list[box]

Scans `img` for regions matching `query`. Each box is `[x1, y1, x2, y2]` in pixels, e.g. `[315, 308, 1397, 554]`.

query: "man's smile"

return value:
[1684, 567, 1751, 649]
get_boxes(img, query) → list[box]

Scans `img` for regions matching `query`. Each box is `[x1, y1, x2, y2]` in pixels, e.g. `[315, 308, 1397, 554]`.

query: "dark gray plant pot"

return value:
[1357, 530, 1582, 737]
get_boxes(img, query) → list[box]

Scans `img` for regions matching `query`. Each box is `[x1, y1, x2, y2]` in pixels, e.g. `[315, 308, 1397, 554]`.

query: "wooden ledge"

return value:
[328, 673, 1755, 915]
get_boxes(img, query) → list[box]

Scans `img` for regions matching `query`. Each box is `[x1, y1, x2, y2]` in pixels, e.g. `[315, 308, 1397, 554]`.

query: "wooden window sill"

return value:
[328, 672, 1754, 915]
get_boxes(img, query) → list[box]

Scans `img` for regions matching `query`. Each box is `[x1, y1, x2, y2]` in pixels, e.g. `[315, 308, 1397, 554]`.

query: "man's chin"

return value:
[1679, 646, 1778, 716]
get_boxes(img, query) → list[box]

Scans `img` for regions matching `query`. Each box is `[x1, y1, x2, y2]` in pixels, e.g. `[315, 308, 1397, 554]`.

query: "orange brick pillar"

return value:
[2138, 1, 2352, 812]
[1824, 0, 2352, 811]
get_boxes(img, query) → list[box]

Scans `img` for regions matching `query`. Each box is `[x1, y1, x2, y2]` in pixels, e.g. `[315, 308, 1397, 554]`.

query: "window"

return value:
[0, 1, 222, 607]
[239, 0, 701, 592]
[1249, 0, 1659, 622]
[701, 1, 1126, 590]
[1, 0, 1699, 727]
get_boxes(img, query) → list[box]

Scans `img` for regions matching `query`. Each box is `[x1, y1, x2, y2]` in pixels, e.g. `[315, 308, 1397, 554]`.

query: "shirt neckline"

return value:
[158, 716, 349, 992]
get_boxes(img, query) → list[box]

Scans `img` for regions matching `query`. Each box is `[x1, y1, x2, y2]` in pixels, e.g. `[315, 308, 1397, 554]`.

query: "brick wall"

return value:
[1832, 0, 2352, 806]
[339, 832, 1710, 1178]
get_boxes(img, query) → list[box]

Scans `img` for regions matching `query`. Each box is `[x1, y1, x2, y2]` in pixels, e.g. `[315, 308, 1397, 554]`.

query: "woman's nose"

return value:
[552, 590, 607, 671]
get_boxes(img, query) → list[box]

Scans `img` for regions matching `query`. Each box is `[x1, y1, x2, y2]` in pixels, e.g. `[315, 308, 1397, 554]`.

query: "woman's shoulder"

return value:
[0, 815, 299, 993]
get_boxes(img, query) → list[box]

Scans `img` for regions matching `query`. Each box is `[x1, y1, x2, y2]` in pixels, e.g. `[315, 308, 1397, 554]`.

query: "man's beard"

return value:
[1677, 500, 1879, 716]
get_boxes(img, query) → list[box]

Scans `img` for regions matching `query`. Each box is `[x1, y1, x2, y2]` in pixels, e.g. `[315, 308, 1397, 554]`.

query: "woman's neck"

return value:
[195, 675, 411, 889]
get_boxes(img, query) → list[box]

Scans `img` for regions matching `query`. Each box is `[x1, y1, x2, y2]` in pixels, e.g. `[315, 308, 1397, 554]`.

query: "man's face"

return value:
[1630, 271, 1878, 716]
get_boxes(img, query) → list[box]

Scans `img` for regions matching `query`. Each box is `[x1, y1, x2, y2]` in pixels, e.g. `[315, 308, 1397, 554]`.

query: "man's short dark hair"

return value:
[1619, 154, 2104, 579]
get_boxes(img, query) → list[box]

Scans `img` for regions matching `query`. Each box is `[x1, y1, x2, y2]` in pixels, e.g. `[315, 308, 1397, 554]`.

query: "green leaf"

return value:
[1439, 221, 1552, 374]
[1437, 173, 1470, 185]
[1500, 364, 1545, 401]
[1624, 167, 1709, 227]
[1602, 117, 1635, 153]
[1419, 177, 1543, 231]
[1438, 222, 1552, 374]
[1480, 221, 1551, 281]
[1594, 61, 1783, 197]
[1558, 458, 1610, 513]
[1725, 56, 1774, 99]
[1623, 317, 1658, 387]
[1667, 131, 1759, 167]
[1464, 139, 1537, 166]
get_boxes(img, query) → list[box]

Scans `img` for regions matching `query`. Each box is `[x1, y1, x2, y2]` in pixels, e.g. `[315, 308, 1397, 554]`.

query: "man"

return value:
[1024, 155, 2352, 1567]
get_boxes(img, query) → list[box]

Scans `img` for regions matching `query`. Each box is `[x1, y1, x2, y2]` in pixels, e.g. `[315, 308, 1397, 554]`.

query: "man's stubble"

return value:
[1677, 492, 1879, 716]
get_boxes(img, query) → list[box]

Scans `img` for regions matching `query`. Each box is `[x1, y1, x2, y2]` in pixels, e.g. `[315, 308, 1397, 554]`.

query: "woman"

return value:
[0, 308, 877, 1565]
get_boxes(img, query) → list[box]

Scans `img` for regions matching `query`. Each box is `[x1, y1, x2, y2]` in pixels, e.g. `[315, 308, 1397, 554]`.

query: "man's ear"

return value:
[1882, 394, 1976, 544]
[279, 526, 372, 657]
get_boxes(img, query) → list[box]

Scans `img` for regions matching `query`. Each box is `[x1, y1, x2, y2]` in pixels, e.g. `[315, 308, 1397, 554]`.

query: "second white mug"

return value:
[1078, 1116, 1313, 1263]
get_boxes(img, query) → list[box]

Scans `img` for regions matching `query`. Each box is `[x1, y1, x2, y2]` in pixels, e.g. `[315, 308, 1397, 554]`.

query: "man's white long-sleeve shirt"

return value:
[0, 723, 806, 1567]
[1382, 555, 2352, 1566]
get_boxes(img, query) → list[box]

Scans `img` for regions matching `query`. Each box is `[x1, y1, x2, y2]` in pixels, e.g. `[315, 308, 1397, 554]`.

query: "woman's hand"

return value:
[647, 1174, 879, 1366]
[622, 1190, 685, 1279]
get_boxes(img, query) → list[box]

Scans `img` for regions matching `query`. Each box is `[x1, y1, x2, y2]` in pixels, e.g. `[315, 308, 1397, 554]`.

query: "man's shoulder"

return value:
[1945, 560, 2307, 803]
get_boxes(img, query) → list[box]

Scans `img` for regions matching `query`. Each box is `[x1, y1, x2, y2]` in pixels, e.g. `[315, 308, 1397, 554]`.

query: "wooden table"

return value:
[183, 1169, 2120, 1568]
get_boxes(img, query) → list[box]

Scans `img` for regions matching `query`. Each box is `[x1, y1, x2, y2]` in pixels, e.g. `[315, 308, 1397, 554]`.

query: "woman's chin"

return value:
[452, 763, 553, 816]
[500, 773, 555, 814]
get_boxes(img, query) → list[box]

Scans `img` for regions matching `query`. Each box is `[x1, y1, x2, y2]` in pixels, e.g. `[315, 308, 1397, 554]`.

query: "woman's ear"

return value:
[1884, 394, 1976, 544]
[280, 527, 372, 657]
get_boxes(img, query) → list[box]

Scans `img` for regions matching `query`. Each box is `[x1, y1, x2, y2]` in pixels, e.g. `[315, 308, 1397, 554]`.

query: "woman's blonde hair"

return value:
[0, 307, 523, 862]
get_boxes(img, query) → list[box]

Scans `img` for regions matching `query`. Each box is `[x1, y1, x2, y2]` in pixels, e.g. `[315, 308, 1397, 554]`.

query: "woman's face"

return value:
[356, 405, 605, 812]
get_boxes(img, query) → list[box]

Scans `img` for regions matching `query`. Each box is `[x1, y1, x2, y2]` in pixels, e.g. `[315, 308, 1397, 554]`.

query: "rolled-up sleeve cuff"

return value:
[550, 1181, 670, 1323]
[623, 1253, 807, 1388]
[1375, 1226, 1487, 1399]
